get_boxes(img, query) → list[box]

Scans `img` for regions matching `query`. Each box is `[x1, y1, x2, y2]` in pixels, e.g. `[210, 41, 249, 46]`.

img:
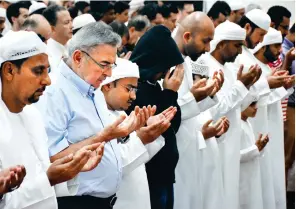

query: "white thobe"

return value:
[106, 109, 165, 209]
[0, 102, 78, 209]
[202, 53, 249, 209]
[47, 38, 68, 74]
[234, 46, 276, 209]
[174, 56, 218, 209]
[250, 60, 293, 209]
[197, 111, 225, 209]
[239, 120, 263, 209]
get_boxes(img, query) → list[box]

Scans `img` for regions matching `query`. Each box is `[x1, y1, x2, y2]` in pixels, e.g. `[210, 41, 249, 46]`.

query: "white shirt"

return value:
[110, 110, 165, 209]
[0, 102, 78, 209]
[47, 38, 67, 74]
[239, 120, 263, 209]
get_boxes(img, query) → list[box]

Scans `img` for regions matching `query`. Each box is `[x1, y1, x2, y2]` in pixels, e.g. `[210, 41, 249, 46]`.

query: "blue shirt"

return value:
[281, 37, 295, 106]
[36, 61, 122, 198]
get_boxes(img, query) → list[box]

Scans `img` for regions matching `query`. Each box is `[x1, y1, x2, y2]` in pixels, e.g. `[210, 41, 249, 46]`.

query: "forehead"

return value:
[118, 77, 138, 85]
[270, 43, 282, 48]
[0, 17, 5, 22]
[57, 10, 71, 21]
[19, 8, 28, 15]
[254, 27, 267, 35]
[228, 40, 244, 45]
[21, 53, 49, 69]
[88, 44, 117, 63]
[281, 16, 290, 25]
[169, 12, 178, 19]
[198, 21, 214, 38]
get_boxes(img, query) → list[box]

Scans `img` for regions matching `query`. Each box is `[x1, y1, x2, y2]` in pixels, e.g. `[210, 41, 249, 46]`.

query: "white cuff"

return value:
[55, 177, 79, 197]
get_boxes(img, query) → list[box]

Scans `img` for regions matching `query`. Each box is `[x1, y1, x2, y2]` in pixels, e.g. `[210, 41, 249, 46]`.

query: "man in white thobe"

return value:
[100, 58, 177, 209]
[172, 12, 227, 209]
[234, 10, 292, 209]
[0, 31, 104, 209]
[252, 27, 295, 209]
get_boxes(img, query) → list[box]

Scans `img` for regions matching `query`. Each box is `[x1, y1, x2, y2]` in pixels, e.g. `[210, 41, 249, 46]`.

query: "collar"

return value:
[59, 60, 95, 97]
[48, 38, 66, 53]
[283, 37, 294, 48]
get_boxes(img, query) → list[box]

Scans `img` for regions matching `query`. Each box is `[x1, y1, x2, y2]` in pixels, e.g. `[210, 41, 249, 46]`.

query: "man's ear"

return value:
[1, 62, 17, 82]
[183, 31, 191, 44]
[101, 83, 112, 92]
[245, 23, 252, 35]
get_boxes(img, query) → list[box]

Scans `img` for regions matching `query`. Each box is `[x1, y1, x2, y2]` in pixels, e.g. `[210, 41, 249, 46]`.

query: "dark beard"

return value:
[28, 87, 46, 104]
[184, 44, 203, 61]
[245, 35, 255, 49]
[264, 46, 278, 63]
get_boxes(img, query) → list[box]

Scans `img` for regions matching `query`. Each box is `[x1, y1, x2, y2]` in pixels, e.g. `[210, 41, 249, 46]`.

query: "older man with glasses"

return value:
[36, 21, 156, 209]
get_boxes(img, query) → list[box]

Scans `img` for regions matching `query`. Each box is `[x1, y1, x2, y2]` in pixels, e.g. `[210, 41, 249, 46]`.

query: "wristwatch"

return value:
[118, 135, 130, 144]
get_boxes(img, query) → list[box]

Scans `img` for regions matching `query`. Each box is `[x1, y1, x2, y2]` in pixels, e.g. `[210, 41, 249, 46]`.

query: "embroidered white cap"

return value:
[230, 2, 245, 11]
[0, 31, 47, 67]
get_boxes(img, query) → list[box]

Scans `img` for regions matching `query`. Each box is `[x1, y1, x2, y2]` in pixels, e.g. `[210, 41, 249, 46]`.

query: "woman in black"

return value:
[127, 25, 184, 209]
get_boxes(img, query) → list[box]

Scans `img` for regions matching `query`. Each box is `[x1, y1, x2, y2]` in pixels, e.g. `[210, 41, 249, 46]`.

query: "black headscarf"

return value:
[130, 25, 184, 81]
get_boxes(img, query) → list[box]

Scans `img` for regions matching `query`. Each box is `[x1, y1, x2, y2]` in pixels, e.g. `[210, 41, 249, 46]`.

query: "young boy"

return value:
[239, 101, 269, 209]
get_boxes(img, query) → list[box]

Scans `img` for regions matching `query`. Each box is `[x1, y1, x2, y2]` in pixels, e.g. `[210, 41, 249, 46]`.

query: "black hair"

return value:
[114, 1, 130, 15]
[207, 1, 231, 20]
[176, 1, 194, 10]
[290, 23, 295, 33]
[159, 2, 178, 19]
[6, 1, 31, 24]
[110, 20, 130, 39]
[267, 6, 291, 29]
[127, 15, 150, 31]
[21, 18, 38, 29]
[42, 4, 66, 26]
[138, 3, 160, 22]
[238, 15, 259, 33]
[75, 1, 89, 13]
[0, 57, 29, 71]
[68, 6, 79, 20]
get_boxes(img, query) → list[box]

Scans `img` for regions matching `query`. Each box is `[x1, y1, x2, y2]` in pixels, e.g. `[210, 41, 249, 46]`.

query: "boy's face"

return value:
[243, 102, 258, 118]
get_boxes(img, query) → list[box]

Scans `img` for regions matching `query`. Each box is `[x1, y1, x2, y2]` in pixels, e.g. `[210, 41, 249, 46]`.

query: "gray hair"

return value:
[127, 15, 150, 31]
[67, 21, 122, 57]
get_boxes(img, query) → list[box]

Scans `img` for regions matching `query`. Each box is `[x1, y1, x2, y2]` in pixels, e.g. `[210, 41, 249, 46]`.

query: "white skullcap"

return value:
[101, 58, 139, 86]
[230, 2, 245, 11]
[252, 27, 282, 54]
[0, 8, 6, 18]
[210, 20, 246, 53]
[73, 14, 95, 31]
[245, 9, 271, 31]
[29, 1, 47, 15]
[129, 0, 144, 18]
[191, 58, 209, 77]
[74, 0, 90, 4]
[0, 31, 47, 67]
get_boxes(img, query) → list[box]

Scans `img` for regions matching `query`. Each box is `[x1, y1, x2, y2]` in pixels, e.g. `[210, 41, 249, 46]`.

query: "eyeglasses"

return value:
[118, 83, 138, 94]
[81, 50, 117, 70]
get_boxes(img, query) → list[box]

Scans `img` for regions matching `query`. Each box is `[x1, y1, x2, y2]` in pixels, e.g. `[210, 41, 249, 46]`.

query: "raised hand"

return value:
[163, 64, 185, 92]
[191, 78, 216, 102]
[137, 107, 177, 144]
[0, 165, 26, 195]
[47, 146, 94, 186]
[81, 143, 105, 172]
[209, 70, 224, 97]
[285, 47, 295, 62]
[255, 134, 269, 151]
[216, 117, 230, 137]
[119, 51, 132, 60]
[283, 75, 295, 89]
[237, 64, 262, 89]
[202, 118, 225, 139]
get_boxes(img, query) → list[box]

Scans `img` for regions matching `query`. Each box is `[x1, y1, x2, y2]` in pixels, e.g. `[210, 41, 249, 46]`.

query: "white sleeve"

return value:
[145, 136, 165, 161]
[120, 133, 149, 176]
[2, 172, 56, 209]
[54, 178, 79, 197]
[209, 80, 249, 121]
[257, 87, 289, 107]
[216, 134, 226, 144]
[240, 145, 260, 163]
[178, 92, 217, 120]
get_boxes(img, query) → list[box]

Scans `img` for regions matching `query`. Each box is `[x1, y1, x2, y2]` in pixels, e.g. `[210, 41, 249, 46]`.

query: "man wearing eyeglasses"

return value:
[36, 22, 153, 209]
